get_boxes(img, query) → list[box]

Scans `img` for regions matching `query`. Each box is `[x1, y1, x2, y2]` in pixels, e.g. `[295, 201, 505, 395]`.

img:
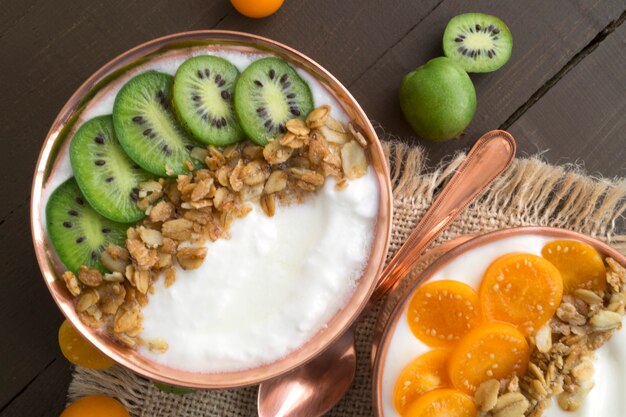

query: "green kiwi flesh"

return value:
[46, 178, 127, 274]
[70, 115, 153, 223]
[234, 57, 314, 145]
[172, 55, 244, 146]
[443, 13, 513, 73]
[112, 71, 202, 177]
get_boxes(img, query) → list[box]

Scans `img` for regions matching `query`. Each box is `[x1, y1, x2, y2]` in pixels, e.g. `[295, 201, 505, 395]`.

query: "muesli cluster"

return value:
[61, 105, 369, 349]
[473, 258, 626, 417]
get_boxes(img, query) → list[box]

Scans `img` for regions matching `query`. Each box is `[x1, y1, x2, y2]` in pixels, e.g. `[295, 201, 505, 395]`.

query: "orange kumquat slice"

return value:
[393, 349, 452, 414]
[407, 280, 482, 347]
[479, 253, 563, 334]
[542, 240, 606, 293]
[403, 388, 476, 417]
[448, 322, 530, 395]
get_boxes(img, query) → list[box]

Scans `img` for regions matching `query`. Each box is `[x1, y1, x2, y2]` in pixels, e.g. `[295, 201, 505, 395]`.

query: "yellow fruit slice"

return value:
[407, 280, 482, 347]
[404, 388, 476, 417]
[542, 240, 606, 292]
[393, 349, 452, 414]
[448, 322, 530, 394]
[479, 253, 563, 335]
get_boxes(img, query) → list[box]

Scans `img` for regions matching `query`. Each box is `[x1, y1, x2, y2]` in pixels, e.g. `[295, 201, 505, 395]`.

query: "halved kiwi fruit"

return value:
[46, 178, 127, 274]
[172, 55, 244, 146]
[443, 13, 512, 73]
[112, 71, 203, 177]
[70, 115, 153, 223]
[234, 57, 313, 145]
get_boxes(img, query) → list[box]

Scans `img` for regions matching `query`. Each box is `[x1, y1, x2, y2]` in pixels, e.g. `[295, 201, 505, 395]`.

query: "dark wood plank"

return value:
[213, 0, 443, 85]
[349, 0, 625, 173]
[0, 359, 71, 417]
[508, 20, 626, 177]
[0, 213, 67, 408]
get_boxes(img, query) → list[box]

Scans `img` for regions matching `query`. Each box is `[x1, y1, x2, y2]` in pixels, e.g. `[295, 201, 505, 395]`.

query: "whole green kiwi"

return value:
[399, 56, 476, 141]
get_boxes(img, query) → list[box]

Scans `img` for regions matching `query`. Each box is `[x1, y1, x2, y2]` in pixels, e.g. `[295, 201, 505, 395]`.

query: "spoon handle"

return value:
[371, 130, 516, 304]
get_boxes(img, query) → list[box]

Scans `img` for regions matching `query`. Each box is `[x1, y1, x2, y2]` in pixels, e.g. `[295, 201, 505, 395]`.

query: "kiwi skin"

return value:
[399, 57, 476, 141]
[172, 55, 245, 146]
[46, 178, 127, 274]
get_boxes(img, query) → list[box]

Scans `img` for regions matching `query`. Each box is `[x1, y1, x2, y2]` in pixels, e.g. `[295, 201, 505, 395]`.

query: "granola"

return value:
[475, 257, 626, 416]
[60, 106, 370, 351]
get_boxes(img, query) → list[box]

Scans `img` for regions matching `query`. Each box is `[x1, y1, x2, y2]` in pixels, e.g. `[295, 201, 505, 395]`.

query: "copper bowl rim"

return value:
[30, 30, 393, 389]
[371, 226, 626, 416]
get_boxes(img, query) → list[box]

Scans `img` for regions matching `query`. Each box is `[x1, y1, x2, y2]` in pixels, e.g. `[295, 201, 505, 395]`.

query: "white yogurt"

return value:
[381, 235, 626, 417]
[41, 48, 380, 372]
[140, 169, 378, 371]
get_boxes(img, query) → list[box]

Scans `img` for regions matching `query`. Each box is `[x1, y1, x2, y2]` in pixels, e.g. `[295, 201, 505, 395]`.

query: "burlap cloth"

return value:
[67, 139, 626, 416]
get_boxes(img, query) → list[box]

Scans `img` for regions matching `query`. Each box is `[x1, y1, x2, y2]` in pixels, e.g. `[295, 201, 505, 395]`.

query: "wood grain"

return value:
[348, 0, 625, 165]
[1, 359, 71, 417]
[508, 21, 626, 177]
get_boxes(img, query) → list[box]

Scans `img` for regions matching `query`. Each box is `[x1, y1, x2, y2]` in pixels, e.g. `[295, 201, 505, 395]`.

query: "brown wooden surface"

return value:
[1, 0, 625, 415]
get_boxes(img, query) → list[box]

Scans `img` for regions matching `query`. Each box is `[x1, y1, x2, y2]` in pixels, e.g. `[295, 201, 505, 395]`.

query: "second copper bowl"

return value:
[371, 227, 626, 416]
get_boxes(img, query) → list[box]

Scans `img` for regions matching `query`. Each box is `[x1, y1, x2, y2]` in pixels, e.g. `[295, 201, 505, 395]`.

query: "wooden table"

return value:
[1, 0, 624, 415]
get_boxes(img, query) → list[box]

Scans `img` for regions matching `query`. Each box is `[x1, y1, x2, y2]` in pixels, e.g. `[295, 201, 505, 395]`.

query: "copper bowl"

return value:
[371, 227, 626, 416]
[30, 31, 392, 388]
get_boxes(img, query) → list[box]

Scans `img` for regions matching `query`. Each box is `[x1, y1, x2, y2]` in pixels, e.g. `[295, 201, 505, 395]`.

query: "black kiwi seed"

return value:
[102, 227, 111, 233]
[197, 70, 204, 79]
[95, 134, 105, 144]
[132, 116, 144, 124]
[233, 57, 314, 145]
[95, 159, 106, 166]
[46, 178, 128, 273]
[105, 177, 114, 183]
[172, 55, 244, 146]
[443, 12, 513, 73]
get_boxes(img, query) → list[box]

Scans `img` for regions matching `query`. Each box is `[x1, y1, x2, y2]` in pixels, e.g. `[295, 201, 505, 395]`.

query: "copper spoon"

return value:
[257, 130, 517, 417]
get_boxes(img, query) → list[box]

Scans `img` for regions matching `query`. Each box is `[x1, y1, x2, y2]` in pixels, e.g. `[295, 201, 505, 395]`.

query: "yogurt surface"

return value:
[381, 234, 626, 417]
[41, 47, 380, 372]
[141, 169, 378, 371]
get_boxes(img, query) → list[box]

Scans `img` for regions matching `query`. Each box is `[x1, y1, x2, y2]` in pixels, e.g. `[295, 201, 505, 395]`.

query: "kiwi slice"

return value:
[172, 55, 244, 146]
[443, 13, 512, 73]
[234, 57, 314, 145]
[112, 71, 203, 177]
[46, 178, 127, 274]
[70, 115, 153, 223]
